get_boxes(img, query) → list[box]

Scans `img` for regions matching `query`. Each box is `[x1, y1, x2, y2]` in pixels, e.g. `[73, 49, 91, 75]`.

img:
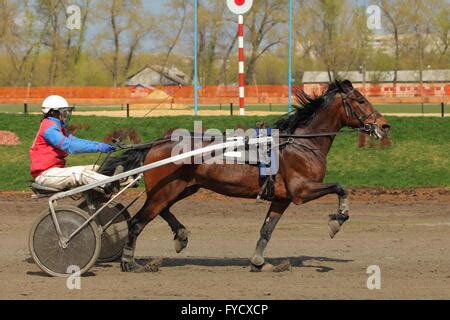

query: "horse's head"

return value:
[334, 80, 390, 139]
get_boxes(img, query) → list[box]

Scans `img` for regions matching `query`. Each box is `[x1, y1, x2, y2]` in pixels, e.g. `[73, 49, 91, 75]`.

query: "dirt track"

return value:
[0, 189, 449, 300]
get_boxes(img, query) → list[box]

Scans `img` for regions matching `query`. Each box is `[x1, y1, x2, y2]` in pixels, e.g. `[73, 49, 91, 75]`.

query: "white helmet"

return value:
[42, 95, 70, 114]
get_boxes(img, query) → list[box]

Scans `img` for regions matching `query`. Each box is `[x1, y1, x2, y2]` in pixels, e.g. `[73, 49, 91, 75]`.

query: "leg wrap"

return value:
[252, 214, 281, 266]
[121, 246, 135, 262]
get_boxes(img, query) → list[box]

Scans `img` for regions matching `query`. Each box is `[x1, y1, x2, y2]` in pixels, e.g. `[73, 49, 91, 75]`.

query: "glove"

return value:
[97, 143, 115, 153]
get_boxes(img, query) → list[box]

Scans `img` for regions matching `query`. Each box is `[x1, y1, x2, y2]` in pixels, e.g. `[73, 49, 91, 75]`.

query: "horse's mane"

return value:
[274, 81, 343, 133]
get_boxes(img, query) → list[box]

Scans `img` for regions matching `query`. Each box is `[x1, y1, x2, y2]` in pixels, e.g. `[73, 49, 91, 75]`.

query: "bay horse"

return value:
[101, 80, 390, 272]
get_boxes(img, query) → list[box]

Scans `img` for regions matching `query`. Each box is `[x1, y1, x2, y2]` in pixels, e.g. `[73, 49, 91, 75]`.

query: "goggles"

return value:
[59, 107, 75, 124]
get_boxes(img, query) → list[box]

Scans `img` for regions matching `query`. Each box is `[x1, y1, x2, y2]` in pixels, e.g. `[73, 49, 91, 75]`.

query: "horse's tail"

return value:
[98, 147, 151, 176]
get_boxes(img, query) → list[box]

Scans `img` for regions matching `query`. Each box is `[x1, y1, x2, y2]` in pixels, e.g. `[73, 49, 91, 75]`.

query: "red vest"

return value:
[30, 118, 68, 178]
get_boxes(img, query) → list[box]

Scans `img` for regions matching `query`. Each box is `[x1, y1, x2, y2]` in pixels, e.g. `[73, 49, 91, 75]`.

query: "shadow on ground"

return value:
[24, 253, 353, 276]
[133, 255, 353, 273]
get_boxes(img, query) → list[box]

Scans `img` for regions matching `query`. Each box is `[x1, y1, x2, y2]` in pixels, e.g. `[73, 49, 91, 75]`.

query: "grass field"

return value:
[1, 103, 448, 114]
[0, 113, 449, 190]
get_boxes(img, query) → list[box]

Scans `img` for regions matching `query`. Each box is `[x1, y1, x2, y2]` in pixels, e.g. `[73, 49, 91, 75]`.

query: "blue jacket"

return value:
[43, 117, 102, 154]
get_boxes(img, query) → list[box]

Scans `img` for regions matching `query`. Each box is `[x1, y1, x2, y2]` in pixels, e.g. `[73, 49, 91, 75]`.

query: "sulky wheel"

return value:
[29, 205, 101, 277]
[95, 202, 130, 263]
[78, 201, 130, 263]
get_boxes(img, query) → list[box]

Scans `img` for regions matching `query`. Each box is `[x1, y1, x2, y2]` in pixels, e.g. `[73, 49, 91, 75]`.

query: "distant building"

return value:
[125, 65, 189, 87]
[302, 70, 450, 98]
[302, 70, 450, 84]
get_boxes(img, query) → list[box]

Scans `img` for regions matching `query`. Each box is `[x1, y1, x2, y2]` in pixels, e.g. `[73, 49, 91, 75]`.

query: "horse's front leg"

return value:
[250, 200, 290, 271]
[294, 182, 349, 238]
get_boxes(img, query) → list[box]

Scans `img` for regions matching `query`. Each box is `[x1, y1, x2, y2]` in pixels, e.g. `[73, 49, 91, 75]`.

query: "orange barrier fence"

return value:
[0, 84, 449, 105]
[0, 86, 153, 104]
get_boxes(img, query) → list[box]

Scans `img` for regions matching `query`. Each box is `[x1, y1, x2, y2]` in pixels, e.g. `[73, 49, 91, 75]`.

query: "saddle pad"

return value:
[255, 128, 278, 176]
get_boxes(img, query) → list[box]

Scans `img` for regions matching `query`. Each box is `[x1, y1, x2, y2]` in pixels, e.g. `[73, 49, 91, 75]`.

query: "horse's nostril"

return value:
[382, 124, 391, 132]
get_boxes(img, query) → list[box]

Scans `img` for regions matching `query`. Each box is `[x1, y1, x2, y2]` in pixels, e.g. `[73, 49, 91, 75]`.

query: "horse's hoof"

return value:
[174, 229, 189, 253]
[121, 259, 161, 273]
[328, 220, 341, 239]
[250, 263, 274, 272]
[328, 213, 349, 239]
[250, 254, 265, 267]
[121, 260, 138, 272]
[174, 239, 188, 254]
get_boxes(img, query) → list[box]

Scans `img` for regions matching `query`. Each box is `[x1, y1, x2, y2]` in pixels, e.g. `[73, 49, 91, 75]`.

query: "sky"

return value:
[143, 1, 166, 13]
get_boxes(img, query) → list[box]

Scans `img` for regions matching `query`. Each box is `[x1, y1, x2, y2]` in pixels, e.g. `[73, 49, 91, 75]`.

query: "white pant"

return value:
[35, 165, 110, 190]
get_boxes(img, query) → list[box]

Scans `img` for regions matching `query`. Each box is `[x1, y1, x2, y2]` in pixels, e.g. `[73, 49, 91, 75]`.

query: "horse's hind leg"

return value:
[159, 185, 200, 253]
[121, 177, 192, 272]
[250, 200, 290, 272]
[160, 209, 189, 253]
[121, 199, 157, 272]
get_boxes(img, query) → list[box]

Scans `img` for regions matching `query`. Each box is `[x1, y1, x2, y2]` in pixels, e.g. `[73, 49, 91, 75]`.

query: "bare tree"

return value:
[404, 0, 434, 101]
[431, 0, 450, 59]
[73, 0, 91, 66]
[0, 0, 24, 83]
[158, 0, 188, 82]
[36, 0, 68, 85]
[0, 0, 51, 85]
[96, 0, 154, 86]
[380, 0, 409, 88]
[97, 0, 129, 86]
[245, 0, 286, 85]
[302, 0, 356, 81]
[123, 10, 156, 77]
[219, 32, 238, 86]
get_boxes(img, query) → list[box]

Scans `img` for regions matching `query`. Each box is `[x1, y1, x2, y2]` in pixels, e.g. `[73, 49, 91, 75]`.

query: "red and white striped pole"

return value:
[238, 14, 245, 116]
[227, 0, 253, 116]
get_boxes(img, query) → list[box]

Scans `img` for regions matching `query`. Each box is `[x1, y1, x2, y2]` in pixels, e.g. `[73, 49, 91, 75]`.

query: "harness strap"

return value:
[112, 138, 172, 151]
[279, 128, 364, 139]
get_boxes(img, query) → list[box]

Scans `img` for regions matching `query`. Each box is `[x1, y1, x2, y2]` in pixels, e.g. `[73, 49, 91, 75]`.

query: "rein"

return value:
[277, 127, 369, 156]
[111, 127, 371, 156]
[279, 127, 366, 139]
[111, 138, 172, 151]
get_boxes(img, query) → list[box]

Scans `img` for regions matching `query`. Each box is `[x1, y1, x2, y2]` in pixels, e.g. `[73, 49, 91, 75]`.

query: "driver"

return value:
[29, 95, 118, 193]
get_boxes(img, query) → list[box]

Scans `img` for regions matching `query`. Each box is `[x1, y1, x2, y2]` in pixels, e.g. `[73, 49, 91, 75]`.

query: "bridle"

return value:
[339, 88, 379, 136]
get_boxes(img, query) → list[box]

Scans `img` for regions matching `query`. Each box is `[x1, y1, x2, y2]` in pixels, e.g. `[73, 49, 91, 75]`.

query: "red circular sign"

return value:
[227, 0, 253, 14]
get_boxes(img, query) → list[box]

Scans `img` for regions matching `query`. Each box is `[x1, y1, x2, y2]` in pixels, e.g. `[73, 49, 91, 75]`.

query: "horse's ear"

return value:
[342, 79, 353, 89]
[334, 79, 344, 92]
